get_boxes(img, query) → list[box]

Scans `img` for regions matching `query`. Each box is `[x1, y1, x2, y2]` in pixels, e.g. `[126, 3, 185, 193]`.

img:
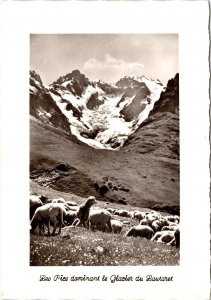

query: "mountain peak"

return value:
[30, 70, 43, 84]
[116, 74, 147, 88]
[54, 70, 89, 86]
[167, 73, 179, 89]
[71, 69, 83, 76]
[125, 74, 145, 80]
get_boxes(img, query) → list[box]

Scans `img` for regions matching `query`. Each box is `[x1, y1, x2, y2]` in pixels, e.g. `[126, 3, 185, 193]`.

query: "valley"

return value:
[30, 115, 179, 212]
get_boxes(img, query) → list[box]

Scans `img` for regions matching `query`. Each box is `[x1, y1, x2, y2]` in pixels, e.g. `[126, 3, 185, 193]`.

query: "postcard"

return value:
[0, 1, 209, 299]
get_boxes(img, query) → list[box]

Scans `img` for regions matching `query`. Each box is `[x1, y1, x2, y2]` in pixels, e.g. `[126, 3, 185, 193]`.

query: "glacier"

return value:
[30, 71, 164, 150]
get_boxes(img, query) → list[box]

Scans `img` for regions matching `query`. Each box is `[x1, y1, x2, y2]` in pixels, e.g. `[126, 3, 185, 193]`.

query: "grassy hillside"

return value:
[123, 112, 179, 160]
[30, 117, 179, 211]
[30, 227, 179, 266]
[30, 181, 179, 266]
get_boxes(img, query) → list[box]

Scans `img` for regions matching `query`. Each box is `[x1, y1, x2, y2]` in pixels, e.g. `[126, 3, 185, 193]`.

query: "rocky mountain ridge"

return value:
[30, 70, 165, 150]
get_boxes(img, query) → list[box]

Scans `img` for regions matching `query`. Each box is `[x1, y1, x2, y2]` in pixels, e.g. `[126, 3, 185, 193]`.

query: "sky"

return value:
[30, 34, 178, 86]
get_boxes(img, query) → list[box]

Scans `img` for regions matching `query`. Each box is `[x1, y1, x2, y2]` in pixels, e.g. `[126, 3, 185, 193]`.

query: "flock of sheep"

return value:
[30, 193, 180, 248]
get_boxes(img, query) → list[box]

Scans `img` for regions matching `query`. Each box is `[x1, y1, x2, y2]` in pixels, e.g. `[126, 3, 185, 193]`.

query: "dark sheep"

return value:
[72, 196, 97, 227]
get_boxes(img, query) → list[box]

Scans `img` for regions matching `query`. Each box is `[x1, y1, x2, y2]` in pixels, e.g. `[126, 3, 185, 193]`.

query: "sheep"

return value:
[133, 211, 146, 221]
[44, 197, 73, 213]
[161, 225, 178, 231]
[125, 225, 154, 239]
[174, 215, 180, 224]
[139, 218, 149, 226]
[65, 200, 78, 207]
[151, 230, 177, 245]
[106, 208, 116, 214]
[52, 198, 66, 203]
[65, 205, 79, 212]
[88, 209, 112, 231]
[147, 211, 161, 218]
[111, 219, 123, 234]
[54, 200, 78, 212]
[72, 196, 97, 227]
[151, 220, 163, 232]
[64, 210, 77, 225]
[174, 227, 180, 248]
[165, 215, 180, 224]
[30, 203, 66, 235]
[30, 195, 43, 220]
[39, 195, 51, 204]
[146, 212, 160, 224]
[128, 211, 135, 218]
[164, 228, 180, 248]
[139, 213, 169, 230]
[151, 217, 167, 232]
[114, 209, 130, 218]
[165, 215, 175, 223]
[30, 194, 43, 206]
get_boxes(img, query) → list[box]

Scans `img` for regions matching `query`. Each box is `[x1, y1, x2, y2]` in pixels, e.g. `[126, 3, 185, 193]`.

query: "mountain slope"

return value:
[122, 74, 179, 160]
[30, 116, 179, 212]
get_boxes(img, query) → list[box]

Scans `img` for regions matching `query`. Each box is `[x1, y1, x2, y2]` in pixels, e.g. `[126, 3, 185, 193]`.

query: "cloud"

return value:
[84, 54, 144, 72]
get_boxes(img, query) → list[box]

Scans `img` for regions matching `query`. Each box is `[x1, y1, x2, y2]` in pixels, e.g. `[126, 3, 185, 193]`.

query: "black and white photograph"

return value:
[0, 1, 209, 299]
[29, 34, 180, 266]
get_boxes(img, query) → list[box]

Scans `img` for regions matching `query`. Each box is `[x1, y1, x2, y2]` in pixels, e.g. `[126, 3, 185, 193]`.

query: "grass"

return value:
[30, 226, 179, 266]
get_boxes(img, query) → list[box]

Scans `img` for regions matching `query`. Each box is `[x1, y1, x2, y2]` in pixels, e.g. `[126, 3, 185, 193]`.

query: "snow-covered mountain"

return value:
[30, 71, 71, 133]
[30, 70, 165, 149]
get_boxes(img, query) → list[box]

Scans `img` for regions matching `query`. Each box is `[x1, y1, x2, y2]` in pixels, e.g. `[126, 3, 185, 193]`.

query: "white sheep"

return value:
[88, 209, 112, 231]
[114, 209, 130, 218]
[125, 225, 154, 239]
[165, 215, 180, 224]
[51, 198, 75, 212]
[151, 217, 167, 232]
[111, 219, 123, 234]
[151, 228, 180, 247]
[146, 212, 160, 225]
[30, 203, 66, 235]
[133, 211, 146, 221]
[148, 211, 161, 217]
